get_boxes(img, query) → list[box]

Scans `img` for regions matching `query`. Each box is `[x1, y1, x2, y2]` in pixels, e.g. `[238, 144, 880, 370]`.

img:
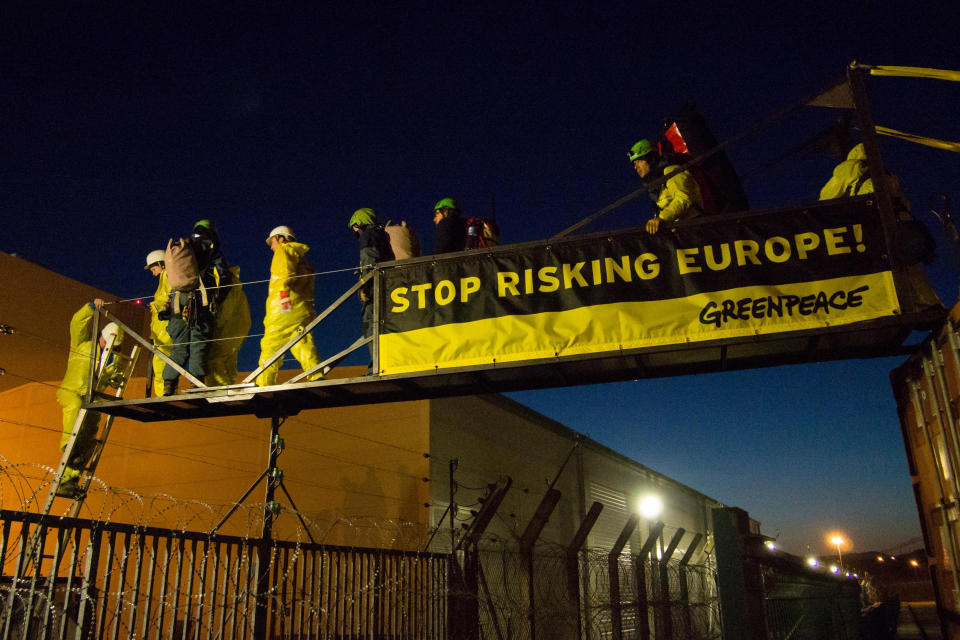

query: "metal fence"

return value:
[760, 567, 861, 640]
[1, 508, 721, 640]
[472, 544, 720, 640]
[0, 509, 448, 640]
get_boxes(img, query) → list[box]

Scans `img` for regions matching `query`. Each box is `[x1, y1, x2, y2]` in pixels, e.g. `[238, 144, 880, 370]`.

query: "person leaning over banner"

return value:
[144, 250, 172, 398]
[55, 299, 123, 498]
[628, 138, 703, 234]
[432, 197, 467, 253]
[819, 143, 941, 311]
[256, 225, 323, 386]
[349, 208, 395, 373]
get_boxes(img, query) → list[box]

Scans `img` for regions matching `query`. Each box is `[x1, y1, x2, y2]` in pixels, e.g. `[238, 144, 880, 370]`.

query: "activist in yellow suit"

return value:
[256, 226, 323, 386]
[205, 264, 250, 386]
[56, 301, 123, 496]
[819, 143, 873, 199]
[145, 250, 172, 397]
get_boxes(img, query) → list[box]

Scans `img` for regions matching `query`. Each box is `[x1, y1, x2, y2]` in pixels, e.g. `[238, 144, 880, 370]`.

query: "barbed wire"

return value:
[0, 474, 723, 640]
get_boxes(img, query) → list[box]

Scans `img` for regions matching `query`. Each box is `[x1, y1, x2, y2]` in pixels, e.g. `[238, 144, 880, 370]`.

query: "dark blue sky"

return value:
[3, 2, 959, 553]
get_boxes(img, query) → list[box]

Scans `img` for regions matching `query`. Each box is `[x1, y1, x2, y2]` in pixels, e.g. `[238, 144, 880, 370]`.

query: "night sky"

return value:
[3, 2, 960, 554]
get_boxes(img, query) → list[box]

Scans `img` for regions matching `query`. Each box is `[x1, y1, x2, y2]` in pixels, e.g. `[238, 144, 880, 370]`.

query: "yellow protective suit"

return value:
[149, 270, 172, 397]
[205, 265, 251, 386]
[819, 145, 941, 310]
[657, 164, 703, 221]
[819, 144, 873, 200]
[256, 241, 322, 386]
[55, 305, 122, 489]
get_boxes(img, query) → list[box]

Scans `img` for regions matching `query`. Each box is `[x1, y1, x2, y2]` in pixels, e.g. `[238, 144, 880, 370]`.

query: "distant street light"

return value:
[910, 558, 921, 576]
[827, 533, 849, 569]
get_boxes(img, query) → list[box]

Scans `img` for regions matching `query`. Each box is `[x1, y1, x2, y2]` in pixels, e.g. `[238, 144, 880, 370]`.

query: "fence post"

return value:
[567, 502, 603, 640]
[635, 521, 665, 640]
[712, 507, 766, 640]
[608, 513, 639, 640]
[450, 477, 512, 640]
[519, 488, 562, 640]
[678, 533, 703, 639]
[656, 527, 685, 640]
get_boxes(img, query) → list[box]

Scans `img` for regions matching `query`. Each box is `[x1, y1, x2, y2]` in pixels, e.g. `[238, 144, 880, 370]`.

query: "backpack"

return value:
[384, 220, 421, 260]
[465, 217, 500, 250]
[164, 238, 200, 292]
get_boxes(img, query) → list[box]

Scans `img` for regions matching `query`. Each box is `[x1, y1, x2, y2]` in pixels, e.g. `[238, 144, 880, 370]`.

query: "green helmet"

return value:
[193, 219, 217, 233]
[433, 197, 460, 212]
[348, 208, 378, 228]
[628, 139, 656, 162]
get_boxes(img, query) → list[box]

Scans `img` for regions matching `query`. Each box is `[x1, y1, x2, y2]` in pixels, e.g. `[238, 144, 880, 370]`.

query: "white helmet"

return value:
[266, 225, 296, 246]
[100, 322, 122, 345]
[144, 249, 165, 270]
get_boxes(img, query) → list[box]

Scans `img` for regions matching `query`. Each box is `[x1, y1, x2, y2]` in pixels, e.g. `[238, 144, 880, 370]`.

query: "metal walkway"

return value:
[90, 306, 942, 422]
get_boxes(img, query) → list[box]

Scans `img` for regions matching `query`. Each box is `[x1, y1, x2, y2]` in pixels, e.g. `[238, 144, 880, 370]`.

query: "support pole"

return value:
[847, 63, 909, 307]
[252, 413, 284, 640]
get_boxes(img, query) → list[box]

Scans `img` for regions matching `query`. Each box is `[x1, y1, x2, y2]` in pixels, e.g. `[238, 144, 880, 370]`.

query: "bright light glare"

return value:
[830, 535, 845, 547]
[910, 559, 919, 567]
[806, 557, 818, 568]
[829, 565, 839, 574]
[876, 556, 884, 562]
[764, 540, 776, 552]
[637, 495, 664, 520]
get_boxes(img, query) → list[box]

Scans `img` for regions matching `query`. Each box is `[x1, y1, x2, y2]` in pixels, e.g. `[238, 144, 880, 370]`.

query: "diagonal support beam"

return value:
[243, 274, 370, 384]
[288, 336, 371, 383]
[99, 308, 206, 389]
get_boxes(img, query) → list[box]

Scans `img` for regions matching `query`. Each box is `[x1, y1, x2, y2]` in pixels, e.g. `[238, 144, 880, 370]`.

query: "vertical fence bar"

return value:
[22, 523, 47, 640]
[215, 542, 231, 640]
[76, 527, 103, 640]
[2, 521, 30, 640]
[168, 536, 184, 640]
[204, 540, 218, 640]
[40, 528, 67, 640]
[141, 535, 160, 640]
[277, 546, 288, 638]
[194, 538, 209, 640]
[238, 543, 253, 640]
[180, 538, 197, 640]
[58, 527, 82, 640]
[308, 550, 318, 638]
[155, 536, 172, 640]
[93, 529, 118, 640]
[296, 545, 306, 638]
[127, 532, 145, 640]
[107, 530, 131, 640]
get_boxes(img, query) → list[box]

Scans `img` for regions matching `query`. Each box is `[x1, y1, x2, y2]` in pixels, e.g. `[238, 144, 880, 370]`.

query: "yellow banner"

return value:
[869, 65, 960, 83]
[379, 271, 899, 375]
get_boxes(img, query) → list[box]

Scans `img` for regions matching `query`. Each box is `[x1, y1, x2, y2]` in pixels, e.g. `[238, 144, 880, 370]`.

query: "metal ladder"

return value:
[39, 337, 141, 519]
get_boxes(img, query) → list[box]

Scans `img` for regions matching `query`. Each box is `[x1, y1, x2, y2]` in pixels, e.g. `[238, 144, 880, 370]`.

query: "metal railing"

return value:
[0, 509, 448, 640]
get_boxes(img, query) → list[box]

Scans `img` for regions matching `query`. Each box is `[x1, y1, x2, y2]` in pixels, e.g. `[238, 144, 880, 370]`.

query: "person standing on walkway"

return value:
[256, 225, 323, 385]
